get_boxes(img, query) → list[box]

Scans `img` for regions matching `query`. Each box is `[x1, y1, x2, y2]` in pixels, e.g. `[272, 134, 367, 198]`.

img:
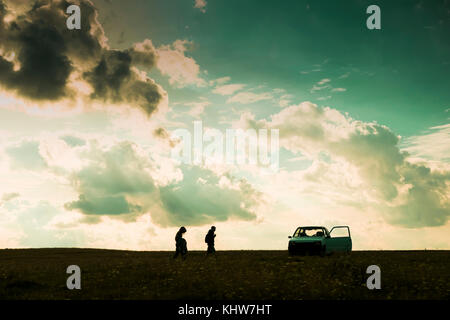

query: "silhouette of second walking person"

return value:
[205, 226, 216, 255]
[174, 226, 187, 259]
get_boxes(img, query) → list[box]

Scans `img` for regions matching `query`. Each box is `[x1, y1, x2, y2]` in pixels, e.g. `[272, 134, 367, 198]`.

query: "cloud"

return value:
[61, 135, 86, 147]
[64, 141, 157, 219]
[209, 76, 230, 86]
[155, 166, 260, 226]
[6, 140, 47, 170]
[310, 84, 331, 93]
[1, 192, 19, 201]
[311, 79, 347, 94]
[16, 201, 83, 247]
[401, 124, 450, 162]
[317, 78, 331, 85]
[227, 91, 273, 104]
[63, 140, 261, 227]
[0, 0, 166, 116]
[84, 47, 164, 116]
[213, 83, 245, 96]
[156, 39, 206, 88]
[1, 192, 19, 203]
[237, 102, 450, 228]
[184, 100, 211, 118]
[194, 0, 207, 13]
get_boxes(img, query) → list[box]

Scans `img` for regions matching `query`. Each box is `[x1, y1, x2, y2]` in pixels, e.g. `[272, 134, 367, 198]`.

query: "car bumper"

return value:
[288, 241, 323, 255]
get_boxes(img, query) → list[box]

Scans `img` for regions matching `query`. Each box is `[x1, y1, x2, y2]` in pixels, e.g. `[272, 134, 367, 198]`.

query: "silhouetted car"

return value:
[288, 226, 352, 256]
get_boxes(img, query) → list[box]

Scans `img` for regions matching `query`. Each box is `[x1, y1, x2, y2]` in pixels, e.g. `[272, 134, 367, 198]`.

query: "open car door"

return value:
[326, 226, 352, 253]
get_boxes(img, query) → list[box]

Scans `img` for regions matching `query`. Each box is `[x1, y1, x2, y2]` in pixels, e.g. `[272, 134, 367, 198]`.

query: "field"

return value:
[0, 249, 449, 300]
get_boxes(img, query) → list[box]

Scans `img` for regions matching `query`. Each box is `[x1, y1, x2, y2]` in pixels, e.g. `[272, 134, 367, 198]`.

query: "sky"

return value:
[0, 0, 449, 251]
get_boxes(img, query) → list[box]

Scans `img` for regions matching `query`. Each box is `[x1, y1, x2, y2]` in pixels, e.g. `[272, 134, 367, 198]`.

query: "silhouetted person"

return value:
[173, 226, 187, 259]
[205, 226, 216, 255]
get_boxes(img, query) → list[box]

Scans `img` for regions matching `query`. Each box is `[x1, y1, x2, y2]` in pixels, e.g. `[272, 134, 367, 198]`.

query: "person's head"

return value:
[179, 226, 186, 233]
[211, 226, 216, 231]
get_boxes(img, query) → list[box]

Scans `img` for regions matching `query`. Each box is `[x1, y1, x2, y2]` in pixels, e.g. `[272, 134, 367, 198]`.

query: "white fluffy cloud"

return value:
[156, 40, 206, 88]
[236, 101, 450, 228]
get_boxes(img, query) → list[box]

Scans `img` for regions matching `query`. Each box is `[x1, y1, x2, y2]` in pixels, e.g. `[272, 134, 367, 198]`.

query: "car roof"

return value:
[297, 226, 326, 229]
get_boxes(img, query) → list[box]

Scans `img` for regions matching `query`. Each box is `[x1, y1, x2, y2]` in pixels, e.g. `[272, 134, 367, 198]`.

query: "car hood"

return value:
[289, 236, 325, 243]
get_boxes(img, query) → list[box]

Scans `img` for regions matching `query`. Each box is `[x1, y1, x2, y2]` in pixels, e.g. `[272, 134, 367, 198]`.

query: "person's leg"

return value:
[181, 239, 187, 259]
[174, 243, 180, 259]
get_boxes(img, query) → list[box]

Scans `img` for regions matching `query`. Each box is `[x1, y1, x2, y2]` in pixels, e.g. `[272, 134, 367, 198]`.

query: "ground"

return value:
[0, 249, 449, 300]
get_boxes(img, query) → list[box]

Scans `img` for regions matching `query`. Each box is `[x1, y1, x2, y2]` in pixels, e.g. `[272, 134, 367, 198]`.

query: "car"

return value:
[288, 226, 352, 256]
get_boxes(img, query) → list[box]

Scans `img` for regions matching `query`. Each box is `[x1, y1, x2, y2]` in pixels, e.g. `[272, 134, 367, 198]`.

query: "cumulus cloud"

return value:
[155, 166, 260, 226]
[64, 141, 157, 219]
[237, 102, 450, 227]
[156, 40, 206, 88]
[62, 140, 261, 226]
[0, 0, 166, 116]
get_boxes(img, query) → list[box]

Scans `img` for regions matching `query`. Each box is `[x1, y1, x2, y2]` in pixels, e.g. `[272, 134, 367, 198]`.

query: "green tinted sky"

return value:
[0, 0, 449, 250]
[95, 0, 450, 136]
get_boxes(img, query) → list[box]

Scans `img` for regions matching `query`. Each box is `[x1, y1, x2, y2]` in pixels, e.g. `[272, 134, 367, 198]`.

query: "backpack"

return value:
[205, 232, 211, 243]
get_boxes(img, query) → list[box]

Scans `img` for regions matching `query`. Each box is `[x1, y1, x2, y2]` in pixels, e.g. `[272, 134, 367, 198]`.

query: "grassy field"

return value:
[0, 249, 449, 300]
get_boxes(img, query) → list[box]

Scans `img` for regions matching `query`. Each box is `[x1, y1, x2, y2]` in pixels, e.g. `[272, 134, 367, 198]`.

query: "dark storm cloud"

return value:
[0, 23, 72, 100]
[84, 50, 133, 102]
[0, 0, 163, 115]
[84, 48, 161, 115]
[0, 1, 5, 31]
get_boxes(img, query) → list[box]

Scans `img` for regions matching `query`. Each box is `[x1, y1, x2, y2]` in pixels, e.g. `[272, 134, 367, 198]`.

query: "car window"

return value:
[330, 227, 350, 237]
[294, 228, 326, 237]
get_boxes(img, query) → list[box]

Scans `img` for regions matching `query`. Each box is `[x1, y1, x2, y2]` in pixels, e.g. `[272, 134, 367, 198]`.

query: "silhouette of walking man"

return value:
[205, 226, 216, 255]
[174, 226, 188, 260]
